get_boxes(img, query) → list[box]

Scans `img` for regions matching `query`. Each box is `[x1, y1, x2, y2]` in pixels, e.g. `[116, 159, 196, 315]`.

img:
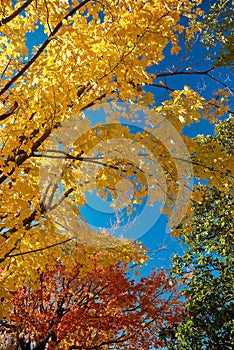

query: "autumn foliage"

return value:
[0, 0, 207, 310]
[0, 260, 183, 350]
[0, 0, 233, 349]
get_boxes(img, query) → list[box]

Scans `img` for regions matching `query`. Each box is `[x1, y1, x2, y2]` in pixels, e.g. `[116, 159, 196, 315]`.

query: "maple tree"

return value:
[0, 0, 233, 331]
[0, 260, 184, 350]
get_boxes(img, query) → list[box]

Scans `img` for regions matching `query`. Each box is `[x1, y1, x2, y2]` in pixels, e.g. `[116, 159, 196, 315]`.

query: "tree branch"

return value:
[0, 125, 53, 184]
[155, 67, 215, 79]
[150, 82, 174, 92]
[7, 238, 72, 258]
[0, 0, 34, 27]
[0, 101, 18, 121]
[0, 0, 91, 96]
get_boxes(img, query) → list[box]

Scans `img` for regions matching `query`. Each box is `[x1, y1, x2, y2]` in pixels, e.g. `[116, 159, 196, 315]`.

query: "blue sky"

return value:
[24, 1, 233, 275]
[76, 26, 233, 276]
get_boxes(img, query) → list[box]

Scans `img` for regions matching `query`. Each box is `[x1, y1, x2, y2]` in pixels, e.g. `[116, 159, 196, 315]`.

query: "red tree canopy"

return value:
[0, 261, 184, 349]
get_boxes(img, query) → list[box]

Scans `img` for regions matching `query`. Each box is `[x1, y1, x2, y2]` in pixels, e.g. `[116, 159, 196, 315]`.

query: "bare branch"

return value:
[155, 67, 215, 79]
[150, 82, 174, 92]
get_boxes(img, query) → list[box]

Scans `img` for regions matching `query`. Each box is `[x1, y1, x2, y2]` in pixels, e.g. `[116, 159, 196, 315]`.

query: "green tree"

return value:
[198, 0, 234, 70]
[168, 118, 234, 349]
[0, 0, 233, 333]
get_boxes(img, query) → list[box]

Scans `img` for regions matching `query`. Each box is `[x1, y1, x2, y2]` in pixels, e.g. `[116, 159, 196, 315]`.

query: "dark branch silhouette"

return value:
[0, 0, 34, 27]
[0, 0, 91, 96]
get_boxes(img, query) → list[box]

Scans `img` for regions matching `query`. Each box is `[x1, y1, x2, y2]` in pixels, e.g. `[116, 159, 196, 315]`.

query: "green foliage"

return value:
[172, 186, 233, 349]
[195, 116, 234, 156]
[214, 116, 234, 155]
[168, 119, 234, 349]
[199, 0, 234, 70]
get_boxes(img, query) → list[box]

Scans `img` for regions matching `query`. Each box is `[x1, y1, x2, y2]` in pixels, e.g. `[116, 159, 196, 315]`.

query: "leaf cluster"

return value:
[169, 119, 234, 349]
